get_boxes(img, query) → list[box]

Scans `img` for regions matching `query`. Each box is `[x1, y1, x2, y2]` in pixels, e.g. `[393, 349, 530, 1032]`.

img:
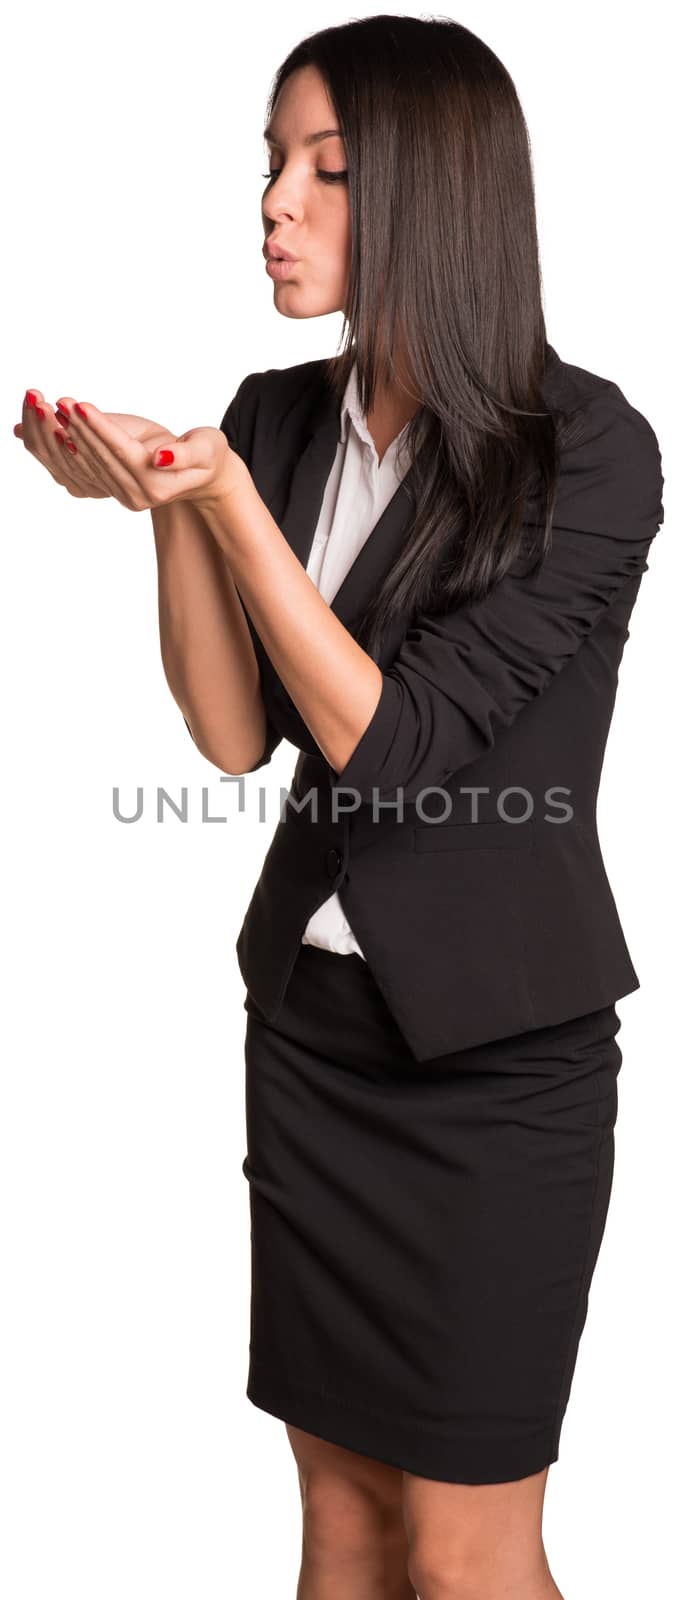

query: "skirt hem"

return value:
[246, 1357, 560, 1486]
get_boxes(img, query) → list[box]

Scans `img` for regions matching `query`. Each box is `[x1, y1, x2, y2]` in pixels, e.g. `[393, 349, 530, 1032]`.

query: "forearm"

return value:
[151, 499, 268, 773]
[198, 476, 383, 777]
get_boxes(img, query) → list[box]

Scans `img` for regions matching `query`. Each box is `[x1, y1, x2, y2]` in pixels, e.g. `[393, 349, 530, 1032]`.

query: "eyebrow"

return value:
[262, 126, 343, 148]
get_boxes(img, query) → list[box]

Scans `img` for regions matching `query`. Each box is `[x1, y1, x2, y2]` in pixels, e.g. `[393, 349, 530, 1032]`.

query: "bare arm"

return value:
[14, 393, 271, 773]
[151, 498, 269, 774]
[198, 474, 384, 777]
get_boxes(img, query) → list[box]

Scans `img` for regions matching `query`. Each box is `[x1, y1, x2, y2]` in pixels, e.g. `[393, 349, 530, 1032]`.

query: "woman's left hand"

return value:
[51, 397, 250, 513]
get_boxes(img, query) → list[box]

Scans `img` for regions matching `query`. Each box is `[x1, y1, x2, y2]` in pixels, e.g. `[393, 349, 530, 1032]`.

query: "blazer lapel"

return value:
[276, 363, 418, 638]
[275, 343, 563, 639]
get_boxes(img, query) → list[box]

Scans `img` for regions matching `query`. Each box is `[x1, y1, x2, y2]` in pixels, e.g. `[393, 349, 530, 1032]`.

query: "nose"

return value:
[262, 195, 293, 226]
[262, 175, 300, 226]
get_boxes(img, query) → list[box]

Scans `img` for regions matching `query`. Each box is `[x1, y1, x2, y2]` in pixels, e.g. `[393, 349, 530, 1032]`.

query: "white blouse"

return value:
[300, 361, 417, 958]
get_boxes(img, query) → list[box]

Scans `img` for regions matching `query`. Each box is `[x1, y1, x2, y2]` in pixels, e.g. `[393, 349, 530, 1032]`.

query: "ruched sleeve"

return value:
[330, 381, 664, 805]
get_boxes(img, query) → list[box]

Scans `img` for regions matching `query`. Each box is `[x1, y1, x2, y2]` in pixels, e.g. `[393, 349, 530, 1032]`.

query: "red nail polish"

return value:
[55, 408, 70, 428]
[25, 390, 38, 407]
[35, 406, 46, 421]
[55, 400, 70, 416]
[155, 449, 175, 466]
[74, 403, 87, 420]
[65, 439, 77, 454]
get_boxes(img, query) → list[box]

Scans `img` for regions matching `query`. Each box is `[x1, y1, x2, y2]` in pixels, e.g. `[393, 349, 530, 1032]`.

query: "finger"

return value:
[21, 389, 95, 495]
[19, 390, 108, 498]
[63, 400, 153, 508]
[139, 426, 242, 516]
[22, 388, 49, 453]
[144, 430, 213, 478]
[21, 387, 66, 456]
[146, 427, 242, 509]
[53, 395, 130, 500]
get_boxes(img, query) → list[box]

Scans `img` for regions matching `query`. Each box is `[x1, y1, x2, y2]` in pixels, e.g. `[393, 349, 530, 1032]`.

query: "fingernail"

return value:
[55, 432, 65, 444]
[65, 439, 77, 454]
[154, 449, 175, 466]
[35, 407, 46, 421]
[25, 390, 38, 407]
[74, 403, 87, 420]
[55, 408, 70, 428]
[55, 400, 70, 417]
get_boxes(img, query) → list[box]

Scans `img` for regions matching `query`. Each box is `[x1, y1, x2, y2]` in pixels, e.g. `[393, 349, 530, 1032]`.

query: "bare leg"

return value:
[286, 1424, 416, 1599]
[403, 1464, 565, 1600]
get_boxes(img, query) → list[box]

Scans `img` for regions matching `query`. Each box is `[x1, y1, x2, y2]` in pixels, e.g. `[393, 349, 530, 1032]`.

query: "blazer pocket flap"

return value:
[414, 819, 552, 852]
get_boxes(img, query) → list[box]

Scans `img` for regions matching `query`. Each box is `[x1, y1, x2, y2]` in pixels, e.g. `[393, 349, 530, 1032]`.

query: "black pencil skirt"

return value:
[241, 942, 622, 1485]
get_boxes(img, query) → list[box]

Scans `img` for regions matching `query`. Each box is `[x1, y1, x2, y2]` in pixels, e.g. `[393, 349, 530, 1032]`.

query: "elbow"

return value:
[180, 676, 279, 773]
[182, 712, 278, 775]
[221, 745, 272, 776]
[193, 737, 274, 777]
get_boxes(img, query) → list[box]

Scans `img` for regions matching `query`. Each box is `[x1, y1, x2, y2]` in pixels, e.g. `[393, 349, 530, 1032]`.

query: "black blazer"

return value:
[205, 345, 664, 1062]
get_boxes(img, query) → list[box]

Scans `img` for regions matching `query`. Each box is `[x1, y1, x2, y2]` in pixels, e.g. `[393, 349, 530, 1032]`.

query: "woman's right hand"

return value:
[13, 389, 177, 501]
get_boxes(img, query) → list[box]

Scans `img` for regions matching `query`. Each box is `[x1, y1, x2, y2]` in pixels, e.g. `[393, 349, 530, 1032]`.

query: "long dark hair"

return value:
[264, 14, 584, 660]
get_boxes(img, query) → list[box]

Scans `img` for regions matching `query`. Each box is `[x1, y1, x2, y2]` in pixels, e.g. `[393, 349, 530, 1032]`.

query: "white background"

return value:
[1, 2, 673, 1595]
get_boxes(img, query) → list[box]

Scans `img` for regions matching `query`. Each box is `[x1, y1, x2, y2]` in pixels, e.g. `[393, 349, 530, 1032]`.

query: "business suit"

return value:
[219, 343, 664, 1062]
[208, 343, 664, 1483]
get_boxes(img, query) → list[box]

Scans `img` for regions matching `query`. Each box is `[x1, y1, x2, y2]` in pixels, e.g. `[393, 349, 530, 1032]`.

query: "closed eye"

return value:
[261, 169, 348, 185]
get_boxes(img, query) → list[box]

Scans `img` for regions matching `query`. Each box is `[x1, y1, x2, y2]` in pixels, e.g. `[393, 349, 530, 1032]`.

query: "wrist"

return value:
[195, 451, 253, 525]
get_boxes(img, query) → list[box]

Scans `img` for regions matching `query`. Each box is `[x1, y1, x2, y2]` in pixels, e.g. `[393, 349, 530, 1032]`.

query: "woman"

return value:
[15, 16, 664, 1599]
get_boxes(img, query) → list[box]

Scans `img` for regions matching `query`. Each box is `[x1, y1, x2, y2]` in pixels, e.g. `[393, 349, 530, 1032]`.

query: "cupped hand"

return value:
[15, 390, 249, 513]
[14, 389, 177, 502]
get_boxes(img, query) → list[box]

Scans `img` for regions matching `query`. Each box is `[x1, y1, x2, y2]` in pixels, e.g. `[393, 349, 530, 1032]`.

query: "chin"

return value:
[274, 292, 344, 320]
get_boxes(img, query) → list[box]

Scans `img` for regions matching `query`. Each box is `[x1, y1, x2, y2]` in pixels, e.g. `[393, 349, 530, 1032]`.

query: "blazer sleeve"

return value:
[182, 373, 283, 773]
[331, 381, 665, 805]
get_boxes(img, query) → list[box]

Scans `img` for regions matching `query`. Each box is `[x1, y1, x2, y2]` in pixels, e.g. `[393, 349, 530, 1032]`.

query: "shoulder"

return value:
[224, 357, 331, 427]
[544, 348, 664, 538]
[219, 357, 334, 463]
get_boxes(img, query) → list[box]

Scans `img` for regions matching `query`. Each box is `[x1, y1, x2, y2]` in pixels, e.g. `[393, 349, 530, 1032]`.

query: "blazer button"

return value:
[326, 847, 342, 878]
